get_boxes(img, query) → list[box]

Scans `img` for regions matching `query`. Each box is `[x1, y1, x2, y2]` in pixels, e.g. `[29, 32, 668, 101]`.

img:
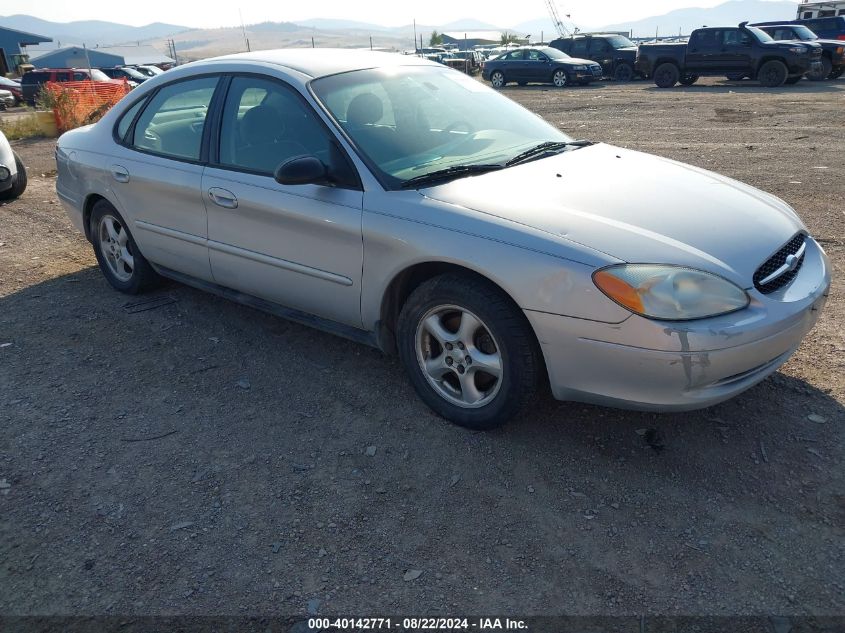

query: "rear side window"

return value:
[571, 40, 589, 55]
[131, 76, 218, 161]
[116, 98, 147, 141]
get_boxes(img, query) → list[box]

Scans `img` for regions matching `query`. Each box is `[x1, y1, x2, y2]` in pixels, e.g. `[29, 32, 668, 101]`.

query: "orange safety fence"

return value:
[44, 80, 131, 133]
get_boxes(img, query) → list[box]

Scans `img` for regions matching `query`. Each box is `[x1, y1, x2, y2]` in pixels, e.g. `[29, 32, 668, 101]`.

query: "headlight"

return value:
[788, 46, 806, 54]
[571, 65, 587, 71]
[0, 166, 10, 180]
[593, 264, 749, 321]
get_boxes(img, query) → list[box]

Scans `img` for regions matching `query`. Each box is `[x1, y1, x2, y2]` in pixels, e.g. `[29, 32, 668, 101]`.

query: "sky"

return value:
[14, 0, 798, 29]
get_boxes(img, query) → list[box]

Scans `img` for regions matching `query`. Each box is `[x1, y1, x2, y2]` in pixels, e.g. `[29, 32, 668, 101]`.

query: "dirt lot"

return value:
[1, 77, 843, 618]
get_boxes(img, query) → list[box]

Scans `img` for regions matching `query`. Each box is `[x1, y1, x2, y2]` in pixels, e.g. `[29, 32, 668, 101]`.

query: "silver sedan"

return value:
[55, 50, 830, 429]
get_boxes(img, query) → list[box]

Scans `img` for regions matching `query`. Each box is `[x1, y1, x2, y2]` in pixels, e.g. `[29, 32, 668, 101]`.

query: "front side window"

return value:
[132, 76, 218, 160]
[312, 65, 571, 189]
[571, 40, 589, 55]
[218, 76, 344, 178]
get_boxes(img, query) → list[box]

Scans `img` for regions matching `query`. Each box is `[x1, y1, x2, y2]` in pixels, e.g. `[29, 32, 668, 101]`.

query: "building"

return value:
[0, 25, 53, 75]
[441, 31, 529, 50]
[30, 45, 173, 69]
[796, 1, 845, 18]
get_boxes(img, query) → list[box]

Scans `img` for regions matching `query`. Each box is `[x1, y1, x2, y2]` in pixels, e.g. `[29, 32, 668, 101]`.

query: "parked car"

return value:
[21, 68, 121, 105]
[100, 66, 149, 85]
[444, 50, 483, 74]
[0, 77, 22, 104]
[636, 23, 823, 87]
[753, 16, 845, 41]
[550, 33, 640, 80]
[131, 65, 165, 78]
[55, 50, 830, 429]
[482, 46, 603, 87]
[0, 130, 27, 200]
[0, 89, 14, 109]
[752, 23, 845, 79]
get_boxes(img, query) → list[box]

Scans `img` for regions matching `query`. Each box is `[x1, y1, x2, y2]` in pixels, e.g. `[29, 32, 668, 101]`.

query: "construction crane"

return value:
[545, 0, 574, 38]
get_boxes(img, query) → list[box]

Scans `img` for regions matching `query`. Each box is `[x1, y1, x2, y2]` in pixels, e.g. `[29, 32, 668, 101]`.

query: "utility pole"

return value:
[239, 9, 250, 52]
[413, 18, 417, 53]
[370, 35, 373, 50]
[311, 36, 315, 48]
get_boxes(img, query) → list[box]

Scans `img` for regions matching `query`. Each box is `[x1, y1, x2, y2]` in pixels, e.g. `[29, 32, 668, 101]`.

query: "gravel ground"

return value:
[1, 77, 843, 617]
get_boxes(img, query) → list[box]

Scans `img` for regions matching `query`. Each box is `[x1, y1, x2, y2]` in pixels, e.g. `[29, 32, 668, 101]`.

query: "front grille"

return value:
[753, 233, 806, 294]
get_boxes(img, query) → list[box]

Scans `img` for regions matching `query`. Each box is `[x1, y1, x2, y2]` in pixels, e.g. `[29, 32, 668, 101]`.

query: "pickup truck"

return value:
[752, 23, 845, 80]
[635, 23, 823, 87]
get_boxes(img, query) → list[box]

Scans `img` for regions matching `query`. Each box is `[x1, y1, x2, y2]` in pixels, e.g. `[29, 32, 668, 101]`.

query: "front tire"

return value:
[653, 63, 679, 88]
[0, 152, 27, 200]
[808, 57, 832, 81]
[679, 74, 699, 86]
[490, 71, 505, 89]
[397, 273, 541, 430]
[758, 60, 787, 87]
[828, 67, 843, 80]
[552, 69, 568, 87]
[90, 200, 161, 294]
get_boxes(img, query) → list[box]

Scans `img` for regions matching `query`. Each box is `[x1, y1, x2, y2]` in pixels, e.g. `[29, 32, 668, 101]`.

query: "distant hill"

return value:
[294, 18, 390, 32]
[439, 19, 502, 31]
[0, 14, 190, 46]
[597, 0, 799, 38]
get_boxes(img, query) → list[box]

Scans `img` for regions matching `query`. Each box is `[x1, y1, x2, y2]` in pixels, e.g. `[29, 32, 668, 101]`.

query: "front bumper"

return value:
[526, 237, 830, 411]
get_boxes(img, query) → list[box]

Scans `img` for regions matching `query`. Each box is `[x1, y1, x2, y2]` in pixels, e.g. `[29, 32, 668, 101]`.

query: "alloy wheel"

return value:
[415, 305, 503, 408]
[98, 214, 135, 282]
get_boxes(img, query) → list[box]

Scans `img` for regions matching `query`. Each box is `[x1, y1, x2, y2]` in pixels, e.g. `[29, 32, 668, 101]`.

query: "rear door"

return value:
[499, 50, 526, 81]
[686, 30, 719, 71]
[202, 74, 364, 327]
[109, 75, 220, 282]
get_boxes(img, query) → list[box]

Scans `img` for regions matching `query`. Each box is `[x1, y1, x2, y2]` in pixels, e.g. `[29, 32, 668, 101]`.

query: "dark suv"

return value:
[753, 16, 845, 41]
[550, 34, 640, 80]
[20, 68, 117, 105]
[752, 23, 845, 79]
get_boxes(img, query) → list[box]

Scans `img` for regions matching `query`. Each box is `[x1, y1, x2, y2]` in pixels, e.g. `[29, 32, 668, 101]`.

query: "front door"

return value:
[202, 75, 364, 327]
[525, 49, 552, 81]
[109, 75, 219, 282]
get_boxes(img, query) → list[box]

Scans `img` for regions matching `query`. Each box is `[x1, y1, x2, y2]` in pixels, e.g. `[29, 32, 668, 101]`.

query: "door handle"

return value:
[208, 187, 238, 209]
[110, 165, 129, 183]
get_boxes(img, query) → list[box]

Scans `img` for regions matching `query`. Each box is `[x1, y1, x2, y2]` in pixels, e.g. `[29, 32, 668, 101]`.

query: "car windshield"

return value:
[789, 26, 818, 40]
[748, 27, 774, 42]
[605, 35, 636, 48]
[311, 65, 572, 189]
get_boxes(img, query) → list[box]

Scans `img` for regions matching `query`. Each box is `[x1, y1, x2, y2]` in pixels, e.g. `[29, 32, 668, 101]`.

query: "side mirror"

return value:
[274, 155, 328, 186]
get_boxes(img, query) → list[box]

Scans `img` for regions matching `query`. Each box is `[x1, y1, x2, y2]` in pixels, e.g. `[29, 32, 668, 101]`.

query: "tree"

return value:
[430, 30, 443, 46]
[500, 31, 518, 45]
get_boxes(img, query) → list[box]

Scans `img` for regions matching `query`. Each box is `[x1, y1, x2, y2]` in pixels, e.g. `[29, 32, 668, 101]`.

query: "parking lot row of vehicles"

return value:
[14, 65, 166, 105]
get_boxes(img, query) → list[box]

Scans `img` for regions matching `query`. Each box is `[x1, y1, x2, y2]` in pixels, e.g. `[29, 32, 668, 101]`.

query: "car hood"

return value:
[562, 57, 597, 65]
[420, 143, 804, 286]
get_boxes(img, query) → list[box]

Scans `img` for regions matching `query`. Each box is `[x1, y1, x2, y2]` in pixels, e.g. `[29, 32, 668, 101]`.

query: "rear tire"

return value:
[828, 67, 843, 80]
[679, 74, 699, 86]
[758, 60, 788, 87]
[0, 152, 26, 200]
[90, 200, 161, 294]
[613, 63, 634, 82]
[808, 57, 832, 81]
[490, 71, 505, 89]
[397, 273, 541, 430]
[784, 75, 802, 85]
[653, 63, 679, 88]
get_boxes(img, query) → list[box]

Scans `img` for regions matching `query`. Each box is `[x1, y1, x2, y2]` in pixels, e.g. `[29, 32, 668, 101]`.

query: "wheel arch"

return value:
[753, 56, 787, 76]
[377, 261, 529, 356]
[82, 193, 110, 241]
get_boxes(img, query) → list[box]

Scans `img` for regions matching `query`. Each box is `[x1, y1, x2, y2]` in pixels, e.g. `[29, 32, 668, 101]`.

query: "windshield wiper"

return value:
[505, 140, 594, 167]
[400, 164, 503, 189]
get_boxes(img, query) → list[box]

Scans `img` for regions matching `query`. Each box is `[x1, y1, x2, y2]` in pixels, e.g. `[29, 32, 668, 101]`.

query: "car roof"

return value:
[195, 48, 438, 79]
